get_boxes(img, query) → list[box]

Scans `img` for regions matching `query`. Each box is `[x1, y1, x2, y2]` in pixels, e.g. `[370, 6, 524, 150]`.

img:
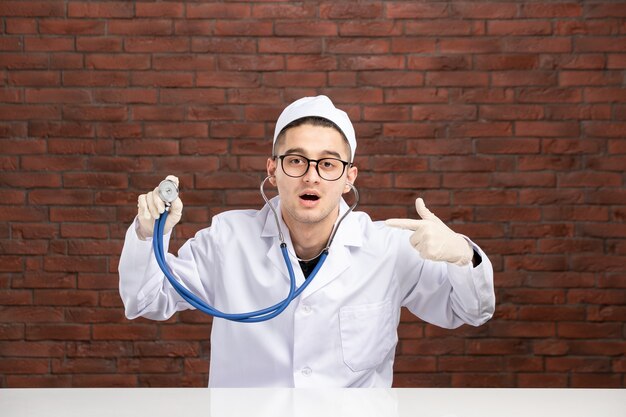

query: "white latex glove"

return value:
[385, 198, 473, 266]
[136, 175, 183, 240]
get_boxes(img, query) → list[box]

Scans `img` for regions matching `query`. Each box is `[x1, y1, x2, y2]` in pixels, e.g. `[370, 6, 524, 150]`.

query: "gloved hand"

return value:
[136, 175, 183, 240]
[385, 198, 473, 266]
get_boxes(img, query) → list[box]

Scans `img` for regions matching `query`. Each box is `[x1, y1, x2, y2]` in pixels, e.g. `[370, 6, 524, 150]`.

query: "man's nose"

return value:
[303, 161, 321, 182]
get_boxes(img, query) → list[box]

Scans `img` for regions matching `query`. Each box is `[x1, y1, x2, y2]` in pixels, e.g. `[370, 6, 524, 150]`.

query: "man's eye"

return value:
[288, 157, 304, 164]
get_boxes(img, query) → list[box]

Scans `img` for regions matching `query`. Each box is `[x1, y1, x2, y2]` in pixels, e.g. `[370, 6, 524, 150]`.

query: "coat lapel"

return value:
[260, 196, 363, 300]
[261, 197, 306, 287]
[300, 200, 362, 299]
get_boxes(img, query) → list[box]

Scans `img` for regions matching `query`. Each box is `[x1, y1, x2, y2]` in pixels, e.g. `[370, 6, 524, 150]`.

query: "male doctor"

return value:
[119, 95, 495, 387]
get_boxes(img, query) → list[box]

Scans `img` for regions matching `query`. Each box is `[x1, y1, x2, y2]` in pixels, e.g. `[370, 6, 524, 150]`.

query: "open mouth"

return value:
[299, 193, 320, 202]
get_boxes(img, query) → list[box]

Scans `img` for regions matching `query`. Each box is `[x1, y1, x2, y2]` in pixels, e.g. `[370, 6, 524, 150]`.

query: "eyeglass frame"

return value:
[275, 153, 352, 181]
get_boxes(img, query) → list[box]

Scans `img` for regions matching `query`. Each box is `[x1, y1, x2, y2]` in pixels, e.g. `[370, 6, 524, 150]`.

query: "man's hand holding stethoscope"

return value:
[136, 175, 183, 240]
[385, 198, 474, 266]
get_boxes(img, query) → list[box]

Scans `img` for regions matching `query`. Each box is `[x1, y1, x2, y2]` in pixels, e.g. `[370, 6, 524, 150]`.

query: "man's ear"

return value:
[267, 157, 277, 186]
[343, 165, 358, 193]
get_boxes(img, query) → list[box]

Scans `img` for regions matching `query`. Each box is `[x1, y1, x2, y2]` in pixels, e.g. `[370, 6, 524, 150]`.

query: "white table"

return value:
[1, 388, 624, 417]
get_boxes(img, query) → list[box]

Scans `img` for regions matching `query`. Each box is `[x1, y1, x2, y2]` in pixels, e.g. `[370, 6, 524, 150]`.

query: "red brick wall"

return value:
[1, 1, 625, 388]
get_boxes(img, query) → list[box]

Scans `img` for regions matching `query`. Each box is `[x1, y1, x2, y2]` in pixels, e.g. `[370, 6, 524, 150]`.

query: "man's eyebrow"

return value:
[283, 147, 344, 159]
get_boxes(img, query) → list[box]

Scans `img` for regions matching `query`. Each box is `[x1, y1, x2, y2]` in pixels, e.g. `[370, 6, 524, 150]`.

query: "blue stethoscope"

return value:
[152, 176, 359, 323]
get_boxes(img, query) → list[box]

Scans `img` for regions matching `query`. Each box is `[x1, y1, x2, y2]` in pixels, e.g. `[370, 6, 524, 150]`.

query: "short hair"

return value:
[273, 116, 352, 162]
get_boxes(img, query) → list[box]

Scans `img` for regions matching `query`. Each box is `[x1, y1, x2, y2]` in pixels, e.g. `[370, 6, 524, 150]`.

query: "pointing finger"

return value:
[385, 218, 422, 231]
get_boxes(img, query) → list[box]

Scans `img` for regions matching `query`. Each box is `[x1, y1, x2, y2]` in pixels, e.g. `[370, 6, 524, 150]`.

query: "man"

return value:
[119, 95, 495, 387]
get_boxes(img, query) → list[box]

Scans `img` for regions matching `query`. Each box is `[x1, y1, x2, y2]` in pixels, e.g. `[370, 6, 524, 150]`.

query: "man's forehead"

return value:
[279, 125, 350, 158]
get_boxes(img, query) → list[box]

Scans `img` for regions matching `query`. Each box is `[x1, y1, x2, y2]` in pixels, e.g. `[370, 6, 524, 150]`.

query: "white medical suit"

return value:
[119, 197, 495, 387]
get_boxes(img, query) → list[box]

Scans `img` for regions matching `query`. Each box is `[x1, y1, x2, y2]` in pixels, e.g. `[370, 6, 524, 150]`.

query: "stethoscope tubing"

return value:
[151, 178, 358, 323]
[154, 211, 329, 322]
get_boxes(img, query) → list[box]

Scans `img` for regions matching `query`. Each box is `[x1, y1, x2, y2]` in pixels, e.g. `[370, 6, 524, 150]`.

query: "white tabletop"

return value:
[1, 388, 624, 417]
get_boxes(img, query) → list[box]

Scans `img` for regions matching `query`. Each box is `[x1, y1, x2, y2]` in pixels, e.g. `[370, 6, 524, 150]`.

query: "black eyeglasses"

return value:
[277, 154, 350, 181]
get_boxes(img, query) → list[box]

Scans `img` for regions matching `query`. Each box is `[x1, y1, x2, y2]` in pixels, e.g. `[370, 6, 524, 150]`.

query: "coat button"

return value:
[302, 367, 312, 376]
[302, 305, 312, 314]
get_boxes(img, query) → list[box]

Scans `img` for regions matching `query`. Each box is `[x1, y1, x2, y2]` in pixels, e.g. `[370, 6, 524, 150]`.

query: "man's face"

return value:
[266, 124, 358, 229]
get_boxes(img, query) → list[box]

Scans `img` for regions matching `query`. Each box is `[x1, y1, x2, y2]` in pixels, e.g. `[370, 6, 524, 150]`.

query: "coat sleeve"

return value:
[396, 229, 495, 329]
[118, 216, 219, 321]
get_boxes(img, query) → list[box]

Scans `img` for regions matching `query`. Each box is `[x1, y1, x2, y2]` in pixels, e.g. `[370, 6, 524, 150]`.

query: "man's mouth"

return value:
[299, 192, 320, 202]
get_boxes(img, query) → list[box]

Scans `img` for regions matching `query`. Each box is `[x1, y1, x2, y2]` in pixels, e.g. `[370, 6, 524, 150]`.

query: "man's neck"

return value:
[284, 211, 338, 260]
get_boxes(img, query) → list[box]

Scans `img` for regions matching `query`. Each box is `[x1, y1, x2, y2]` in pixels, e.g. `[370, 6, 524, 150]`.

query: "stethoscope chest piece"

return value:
[158, 179, 179, 205]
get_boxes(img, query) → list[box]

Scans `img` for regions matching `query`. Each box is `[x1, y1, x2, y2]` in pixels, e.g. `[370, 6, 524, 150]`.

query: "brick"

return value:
[558, 323, 622, 339]
[286, 55, 337, 71]
[8, 71, 61, 87]
[160, 324, 211, 340]
[66, 341, 133, 358]
[136, 2, 184, 18]
[86, 54, 151, 70]
[519, 306, 586, 321]
[92, 324, 158, 340]
[467, 339, 530, 355]
[5, 18, 38, 34]
[11, 223, 58, 239]
[1, 1, 65, 17]
[560, 71, 623, 86]
[214, 20, 272, 36]
[505, 254, 568, 271]
[263, 72, 325, 88]
[188, 3, 251, 19]
[516, 121, 580, 137]
[559, 172, 622, 187]
[68, 2, 134, 18]
[522, 3, 582, 17]
[50, 53, 84, 69]
[340, 55, 405, 70]
[255, 4, 317, 19]
[576, 37, 626, 52]
[338, 21, 402, 37]
[130, 72, 193, 88]
[108, 19, 172, 36]
[519, 87, 582, 103]
[125, 37, 189, 53]
[474, 55, 539, 70]
[320, 3, 382, 19]
[492, 71, 556, 87]
[490, 321, 555, 338]
[117, 357, 181, 373]
[407, 139, 472, 155]
[387, 37, 434, 54]
[145, 123, 208, 138]
[385, 3, 448, 19]
[542, 139, 600, 154]
[44, 257, 107, 273]
[584, 122, 626, 138]
[39, 19, 105, 35]
[451, 2, 518, 18]
[608, 54, 626, 69]
[63, 70, 129, 87]
[488, 20, 552, 36]
[0, 173, 61, 189]
[275, 20, 338, 37]
[327, 38, 389, 54]
[571, 374, 622, 388]
[192, 38, 256, 54]
[27, 324, 91, 340]
[0, 358, 49, 374]
[518, 373, 568, 387]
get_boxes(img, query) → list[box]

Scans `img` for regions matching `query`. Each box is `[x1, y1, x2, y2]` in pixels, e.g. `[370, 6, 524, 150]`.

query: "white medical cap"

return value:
[273, 95, 356, 160]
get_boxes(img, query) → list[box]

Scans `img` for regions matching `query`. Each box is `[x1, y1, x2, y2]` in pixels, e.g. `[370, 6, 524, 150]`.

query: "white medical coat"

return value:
[119, 197, 495, 387]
